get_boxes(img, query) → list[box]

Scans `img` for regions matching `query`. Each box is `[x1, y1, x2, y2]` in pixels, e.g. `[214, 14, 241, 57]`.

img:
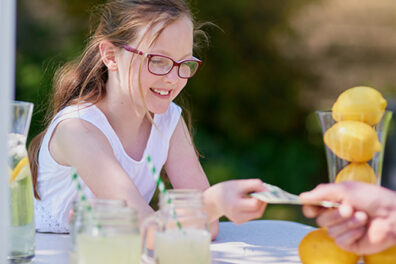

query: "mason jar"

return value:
[141, 189, 211, 264]
[72, 199, 140, 264]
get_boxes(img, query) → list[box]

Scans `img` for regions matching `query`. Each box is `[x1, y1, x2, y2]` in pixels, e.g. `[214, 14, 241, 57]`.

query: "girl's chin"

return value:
[147, 103, 171, 115]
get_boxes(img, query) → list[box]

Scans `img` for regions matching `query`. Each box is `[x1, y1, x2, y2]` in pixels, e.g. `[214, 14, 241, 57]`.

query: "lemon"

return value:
[299, 228, 359, 264]
[332, 86, 387, 126]
[364, 245, 396, 264]
[9, 157, 29, 182]
[324, 121, 382, 162]
[9, 157, 34, 226]
[335, 163, 377, 184]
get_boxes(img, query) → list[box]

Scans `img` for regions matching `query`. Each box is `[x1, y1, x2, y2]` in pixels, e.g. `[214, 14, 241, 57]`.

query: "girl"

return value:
[29, 0, 267, 237]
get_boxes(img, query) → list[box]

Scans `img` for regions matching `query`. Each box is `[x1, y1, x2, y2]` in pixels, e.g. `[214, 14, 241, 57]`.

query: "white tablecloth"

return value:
[34, 220, 316, 264]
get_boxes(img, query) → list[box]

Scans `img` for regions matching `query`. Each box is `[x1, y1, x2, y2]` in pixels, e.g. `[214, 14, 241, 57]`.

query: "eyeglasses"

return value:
[123, 45, 202, 79]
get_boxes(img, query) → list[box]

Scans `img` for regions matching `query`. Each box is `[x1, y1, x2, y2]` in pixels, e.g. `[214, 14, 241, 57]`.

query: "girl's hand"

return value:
[204, 179, 267, 224]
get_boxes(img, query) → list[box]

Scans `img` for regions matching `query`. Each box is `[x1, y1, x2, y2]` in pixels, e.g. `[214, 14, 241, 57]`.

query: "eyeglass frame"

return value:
[122, 45, 202, 79]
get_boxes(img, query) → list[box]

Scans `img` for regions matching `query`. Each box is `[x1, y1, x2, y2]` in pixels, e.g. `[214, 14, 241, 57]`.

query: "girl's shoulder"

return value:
[52, 103, 96, 123]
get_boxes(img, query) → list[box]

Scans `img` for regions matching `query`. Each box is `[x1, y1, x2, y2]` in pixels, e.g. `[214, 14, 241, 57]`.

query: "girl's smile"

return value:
[150, 87, 172, 98]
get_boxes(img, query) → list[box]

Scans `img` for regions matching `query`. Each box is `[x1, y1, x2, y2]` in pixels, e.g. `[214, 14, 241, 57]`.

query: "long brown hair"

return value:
[29, 0, 208, 199]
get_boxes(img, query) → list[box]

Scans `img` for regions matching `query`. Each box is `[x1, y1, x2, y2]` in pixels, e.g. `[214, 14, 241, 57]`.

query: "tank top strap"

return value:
[145, 102, 182, 165]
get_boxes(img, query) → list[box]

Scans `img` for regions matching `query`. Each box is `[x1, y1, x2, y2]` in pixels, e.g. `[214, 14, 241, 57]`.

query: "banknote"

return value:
[250, 183, 339, 208]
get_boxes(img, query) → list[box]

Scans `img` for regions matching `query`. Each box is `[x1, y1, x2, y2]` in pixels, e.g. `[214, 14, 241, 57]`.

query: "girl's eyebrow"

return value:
[150, 49, 193, 60]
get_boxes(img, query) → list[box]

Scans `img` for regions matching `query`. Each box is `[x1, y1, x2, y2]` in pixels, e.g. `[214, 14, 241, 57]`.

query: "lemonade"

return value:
[154, 229, 211, 264]
[77, 233, 141, 264]
[8, 133, 35, 260]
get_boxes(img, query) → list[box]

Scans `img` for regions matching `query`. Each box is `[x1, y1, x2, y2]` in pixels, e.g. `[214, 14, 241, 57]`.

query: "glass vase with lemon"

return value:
[317, 86, 392, 185]
[8, 101, 35, 262]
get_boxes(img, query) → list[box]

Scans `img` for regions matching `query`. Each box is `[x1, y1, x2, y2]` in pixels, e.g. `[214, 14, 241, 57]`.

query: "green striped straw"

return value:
[71, 168, 91, 212]
[146, 155, 182, 230]
[71, 168, 102, 232]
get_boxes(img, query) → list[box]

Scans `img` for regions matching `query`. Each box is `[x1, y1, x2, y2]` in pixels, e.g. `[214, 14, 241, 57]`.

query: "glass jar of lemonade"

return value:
[141, 190, 211, 264]
[76, 205, 141, 264]
[69, 198, 127, 264]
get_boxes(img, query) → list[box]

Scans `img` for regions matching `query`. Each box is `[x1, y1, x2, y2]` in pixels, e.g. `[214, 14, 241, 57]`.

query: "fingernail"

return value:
[354, 211, 367, 222]
[339, 204, 353, 218]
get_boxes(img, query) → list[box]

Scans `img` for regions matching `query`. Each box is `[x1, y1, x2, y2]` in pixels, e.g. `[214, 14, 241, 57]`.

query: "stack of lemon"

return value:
[325, 86, 386, 184]
[299, 86, 395, 264]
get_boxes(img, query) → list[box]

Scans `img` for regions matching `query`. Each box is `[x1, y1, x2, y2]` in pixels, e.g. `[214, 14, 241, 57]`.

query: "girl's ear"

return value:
[99, 40, 118, 71]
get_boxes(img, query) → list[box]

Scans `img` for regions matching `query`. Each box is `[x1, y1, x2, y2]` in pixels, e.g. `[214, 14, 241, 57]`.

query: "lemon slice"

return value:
[9, 157, 29, 183]
[9, 157, 34, 226]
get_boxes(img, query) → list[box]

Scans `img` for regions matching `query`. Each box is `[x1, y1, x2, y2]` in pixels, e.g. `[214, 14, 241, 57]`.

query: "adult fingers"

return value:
[300, 183, 345, 203]
[327, 211, 368, 238]
[316, 204, 353, 227]
[302, 205, 324, 218]
[334, 226, 366, 253]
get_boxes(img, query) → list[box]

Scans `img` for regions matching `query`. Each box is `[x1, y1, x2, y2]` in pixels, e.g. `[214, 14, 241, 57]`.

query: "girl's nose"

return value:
[164, 66, 179, 84]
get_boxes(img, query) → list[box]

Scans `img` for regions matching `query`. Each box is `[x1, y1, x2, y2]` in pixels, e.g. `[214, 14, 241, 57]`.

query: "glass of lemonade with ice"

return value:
[141, 190, 211, 264]
[69, 198, 127, 264]
[76, 205, 141, 264]
[8, 101, 35, 263]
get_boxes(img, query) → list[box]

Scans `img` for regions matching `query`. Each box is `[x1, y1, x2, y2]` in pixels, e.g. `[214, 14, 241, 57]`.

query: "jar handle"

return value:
[140, 212, 160, 264]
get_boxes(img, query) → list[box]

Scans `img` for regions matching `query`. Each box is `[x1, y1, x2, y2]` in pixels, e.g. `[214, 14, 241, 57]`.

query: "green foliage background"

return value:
[16, 0, 335, 226]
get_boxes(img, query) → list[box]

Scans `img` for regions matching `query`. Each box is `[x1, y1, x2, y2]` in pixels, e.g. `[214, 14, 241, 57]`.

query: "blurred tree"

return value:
[17, 0, 354, 225]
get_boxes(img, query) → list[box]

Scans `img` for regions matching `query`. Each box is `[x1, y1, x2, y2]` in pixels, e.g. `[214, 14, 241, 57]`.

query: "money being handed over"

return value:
[250, 183, 340, 208]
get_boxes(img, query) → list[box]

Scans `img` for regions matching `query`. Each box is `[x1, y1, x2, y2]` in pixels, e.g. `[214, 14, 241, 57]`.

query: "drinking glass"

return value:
[316, 110, 392, 184]
[76, 205, 140, 264]
[69, 198, 127, 264]
[141, 190, 211, 264]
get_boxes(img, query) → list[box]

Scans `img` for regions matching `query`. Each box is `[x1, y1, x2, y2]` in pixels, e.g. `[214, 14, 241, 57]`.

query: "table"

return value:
[35, 220, 315, 264]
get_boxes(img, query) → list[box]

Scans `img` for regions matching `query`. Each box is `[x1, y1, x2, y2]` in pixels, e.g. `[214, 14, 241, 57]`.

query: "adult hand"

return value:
[204, 179, 267, 224]
[300, 182, 396, 255]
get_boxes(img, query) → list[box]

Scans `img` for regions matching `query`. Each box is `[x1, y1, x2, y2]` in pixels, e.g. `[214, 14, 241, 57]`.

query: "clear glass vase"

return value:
[8, 101, 35, 263]
[316, 110, 392, 184]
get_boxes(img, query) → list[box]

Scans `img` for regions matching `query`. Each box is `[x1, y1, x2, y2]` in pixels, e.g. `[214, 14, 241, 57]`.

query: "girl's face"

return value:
[119, 16, 194, 114]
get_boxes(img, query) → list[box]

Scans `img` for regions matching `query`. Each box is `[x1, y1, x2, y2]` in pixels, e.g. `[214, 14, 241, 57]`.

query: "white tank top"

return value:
[34, 102, 181, 233]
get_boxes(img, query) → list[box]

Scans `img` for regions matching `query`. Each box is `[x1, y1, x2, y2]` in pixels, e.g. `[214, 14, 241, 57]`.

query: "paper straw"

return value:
[146, 155, 182, 230]
[71, 168, 102, 233]
[71, 168, 91, 212]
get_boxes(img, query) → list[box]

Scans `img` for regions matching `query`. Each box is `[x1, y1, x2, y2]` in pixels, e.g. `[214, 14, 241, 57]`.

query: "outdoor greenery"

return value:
[16, 0, 396, 226]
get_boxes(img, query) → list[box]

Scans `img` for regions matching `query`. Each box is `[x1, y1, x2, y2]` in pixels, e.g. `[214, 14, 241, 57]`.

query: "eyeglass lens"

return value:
[149, 56, 199, 78]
